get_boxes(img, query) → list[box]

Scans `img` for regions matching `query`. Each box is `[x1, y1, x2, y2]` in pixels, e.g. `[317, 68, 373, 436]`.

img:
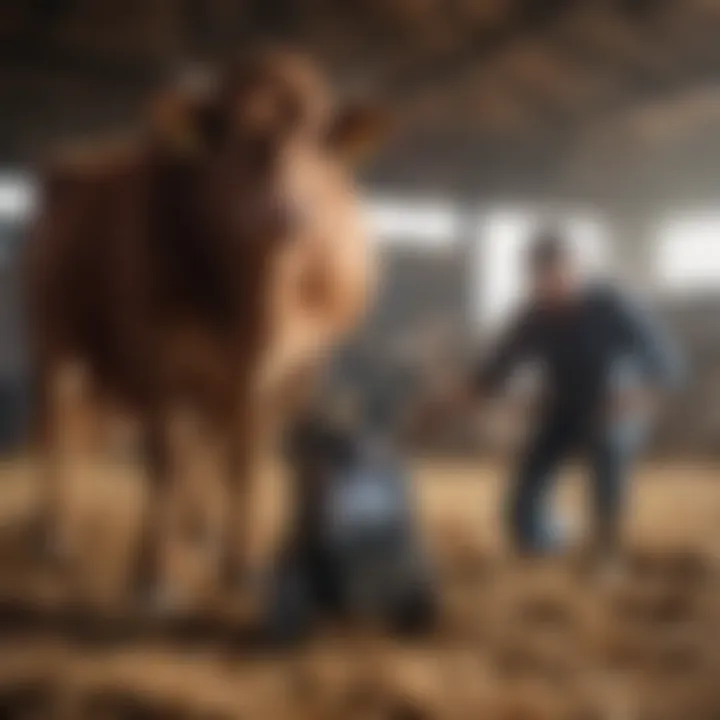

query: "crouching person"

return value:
[265, 416, 437, 644]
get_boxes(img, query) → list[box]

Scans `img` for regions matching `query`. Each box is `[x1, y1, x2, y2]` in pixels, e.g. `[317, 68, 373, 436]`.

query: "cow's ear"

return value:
[148, 70, 221, 157]
[327, 103, 389, 165]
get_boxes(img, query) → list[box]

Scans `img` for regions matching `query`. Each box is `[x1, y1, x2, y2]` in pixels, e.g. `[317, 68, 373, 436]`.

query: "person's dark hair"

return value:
[527, 227, 570, 273]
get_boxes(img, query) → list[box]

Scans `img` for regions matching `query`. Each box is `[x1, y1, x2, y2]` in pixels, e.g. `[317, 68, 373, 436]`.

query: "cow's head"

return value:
[150, 48, 386, 241]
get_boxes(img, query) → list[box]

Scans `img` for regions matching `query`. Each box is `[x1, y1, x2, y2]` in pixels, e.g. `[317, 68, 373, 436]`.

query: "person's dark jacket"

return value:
[474, 284, 684, 427]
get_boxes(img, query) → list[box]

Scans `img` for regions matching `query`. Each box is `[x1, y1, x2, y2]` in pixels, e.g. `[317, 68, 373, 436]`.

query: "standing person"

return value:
[427, 228, 684, 559]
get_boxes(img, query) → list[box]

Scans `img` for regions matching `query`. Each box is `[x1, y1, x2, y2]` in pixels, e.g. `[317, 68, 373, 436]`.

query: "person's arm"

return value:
[405, 308, 539, 439]
[612, 289, 685, 394]
[605, 289, 685, 422]
[471, 307, 538, 398]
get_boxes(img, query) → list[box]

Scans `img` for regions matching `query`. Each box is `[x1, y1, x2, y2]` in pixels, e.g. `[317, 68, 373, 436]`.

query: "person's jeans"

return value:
[507, 414, 647, 554]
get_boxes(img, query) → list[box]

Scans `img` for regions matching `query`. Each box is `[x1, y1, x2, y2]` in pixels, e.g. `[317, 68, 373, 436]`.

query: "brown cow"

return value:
[27, 48, 381, 601]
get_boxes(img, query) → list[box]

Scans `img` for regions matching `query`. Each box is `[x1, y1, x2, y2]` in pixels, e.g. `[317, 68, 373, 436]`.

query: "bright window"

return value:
[0, 176, 34, 220]
[365, 196, 458, 248]
[656, 214, 720, 293]
[474, 208, 608, 332]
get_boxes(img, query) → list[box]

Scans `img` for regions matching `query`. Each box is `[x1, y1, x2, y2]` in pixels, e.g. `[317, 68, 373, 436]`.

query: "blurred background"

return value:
[1, 0, 720, 456]
[1, 3, 720, 719]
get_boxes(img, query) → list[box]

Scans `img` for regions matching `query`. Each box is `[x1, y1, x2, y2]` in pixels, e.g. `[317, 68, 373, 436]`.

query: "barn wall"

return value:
[655, 300, 720, 456]
[0, 209, 717, 456]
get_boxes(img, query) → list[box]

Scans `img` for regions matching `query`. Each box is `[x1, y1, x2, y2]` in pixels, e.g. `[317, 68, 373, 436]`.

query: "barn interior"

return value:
[1, 2, 720, 719]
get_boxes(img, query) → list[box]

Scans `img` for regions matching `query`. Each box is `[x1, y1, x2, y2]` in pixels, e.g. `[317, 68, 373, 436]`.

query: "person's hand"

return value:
[405, 377, 480, 439]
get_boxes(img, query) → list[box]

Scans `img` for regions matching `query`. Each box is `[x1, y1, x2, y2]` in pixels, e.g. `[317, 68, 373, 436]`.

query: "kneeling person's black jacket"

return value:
[267, 418, 436, 642]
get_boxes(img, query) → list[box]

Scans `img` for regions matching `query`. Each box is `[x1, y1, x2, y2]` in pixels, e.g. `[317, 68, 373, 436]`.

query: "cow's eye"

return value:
[279, 92, 302, 127]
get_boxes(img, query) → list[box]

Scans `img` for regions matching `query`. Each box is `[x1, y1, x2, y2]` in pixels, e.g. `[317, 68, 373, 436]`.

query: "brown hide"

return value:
[27, 49, 377, 594]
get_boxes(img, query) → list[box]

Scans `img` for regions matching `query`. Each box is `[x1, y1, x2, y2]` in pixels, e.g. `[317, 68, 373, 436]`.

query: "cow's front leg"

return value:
[222, 398, 268, 595]
[134, 407, 198, 609]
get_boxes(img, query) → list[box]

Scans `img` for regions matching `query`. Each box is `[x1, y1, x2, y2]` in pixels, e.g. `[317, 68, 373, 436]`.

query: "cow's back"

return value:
[27, 142, 261, 425]
[28, 146, 157, 409]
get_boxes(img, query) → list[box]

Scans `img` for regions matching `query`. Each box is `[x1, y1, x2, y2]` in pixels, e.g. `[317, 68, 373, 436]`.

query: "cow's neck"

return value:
[148, 155, 275, 345]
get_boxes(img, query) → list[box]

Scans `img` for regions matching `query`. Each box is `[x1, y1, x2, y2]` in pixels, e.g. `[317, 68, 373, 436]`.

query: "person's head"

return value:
[526, 228, 580, 307]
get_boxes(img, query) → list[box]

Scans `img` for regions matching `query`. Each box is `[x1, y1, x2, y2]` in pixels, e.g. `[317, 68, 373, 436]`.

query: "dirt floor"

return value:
[1, 458, 720, 719]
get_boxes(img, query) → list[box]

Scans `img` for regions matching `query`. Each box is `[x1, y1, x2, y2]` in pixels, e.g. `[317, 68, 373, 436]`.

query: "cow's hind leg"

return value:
[34, 360, 95, 564]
